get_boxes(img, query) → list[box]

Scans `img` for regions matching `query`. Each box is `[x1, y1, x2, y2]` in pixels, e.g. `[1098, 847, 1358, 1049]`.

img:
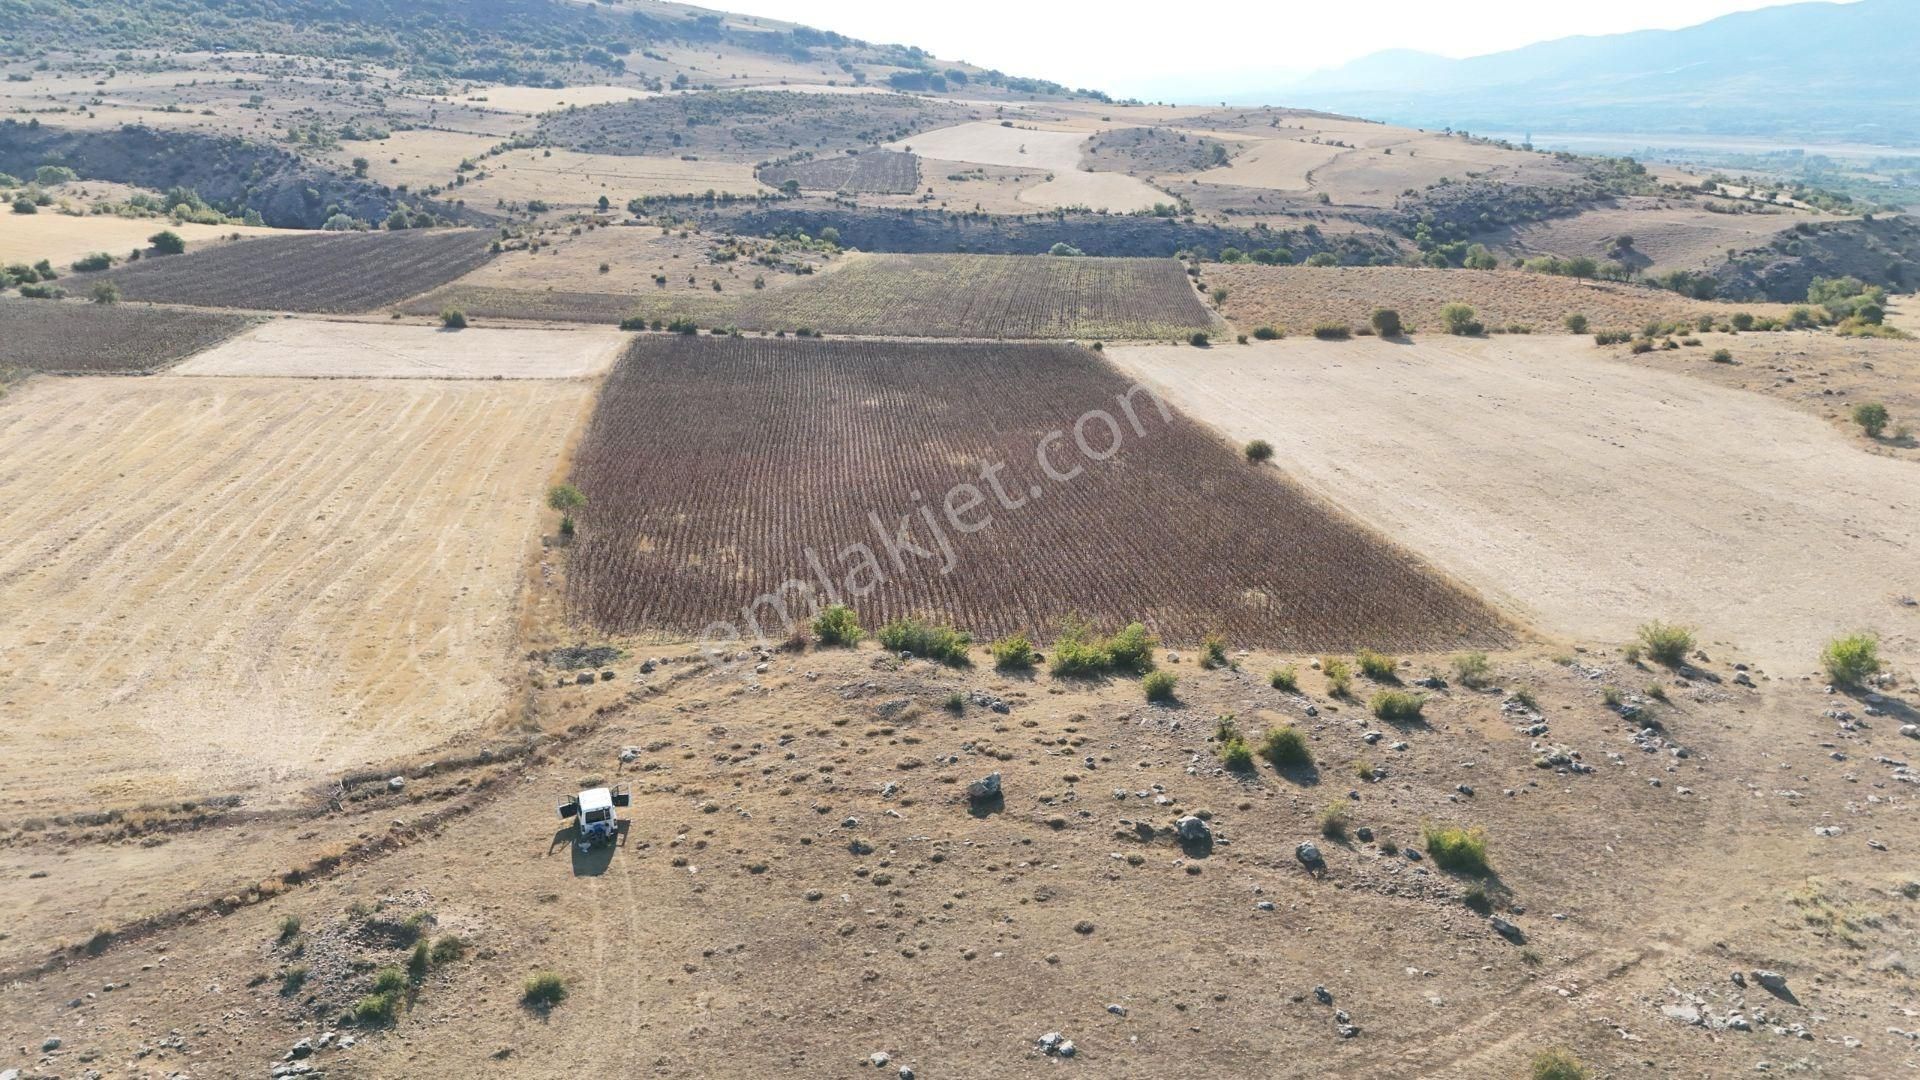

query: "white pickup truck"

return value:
[558, 784, 629, 848]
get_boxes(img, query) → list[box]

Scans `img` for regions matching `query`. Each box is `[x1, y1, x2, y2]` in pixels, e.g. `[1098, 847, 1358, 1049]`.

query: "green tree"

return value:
[148, 230, 186, 255]
[1852, 402, 1889, 437]
[1370, 308, 1403, 337]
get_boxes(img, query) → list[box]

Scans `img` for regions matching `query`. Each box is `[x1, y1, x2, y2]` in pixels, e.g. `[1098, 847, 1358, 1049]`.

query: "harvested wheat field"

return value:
[456, 147, 772, 206]
[890, 121, 1088, 172]
[173, 319, 625, 379]
[1016, 169, 1167, 212]
[1110, 336, 1918, 671]
[0, 300, 254, 373]
[0, 376, 592, 812]
[565, 335, 1505, 650]
[1507, 200, 1818, 274]
[422, 84, 657, 113]
[1208, 265, 1797, 334]
[83, 229, 497, 313]
[0, 212, 282, 267]
[1189, 137, 1343, 191]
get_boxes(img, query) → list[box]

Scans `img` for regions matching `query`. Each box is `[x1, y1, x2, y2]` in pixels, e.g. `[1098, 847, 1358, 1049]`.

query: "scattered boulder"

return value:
[1295, 842, 1324, 869]
[1489, 916, 1524, 942]
[1175, 815, 1212, 844]
[966, 772, 1002, 803]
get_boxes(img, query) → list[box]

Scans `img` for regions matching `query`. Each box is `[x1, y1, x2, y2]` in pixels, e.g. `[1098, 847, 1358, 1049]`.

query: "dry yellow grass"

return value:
[1209, 265, 1796, 334]
[458, 147, 770, 207]
[0, 376, 591, 811]
[0, 213, 283, 267]
[889, 121, 1087, 172]
[174, 319, 625, 379]
[420, 84, 658, 113]
[1017, 170, 1166, 212]
[1189, 138, 1341, 191]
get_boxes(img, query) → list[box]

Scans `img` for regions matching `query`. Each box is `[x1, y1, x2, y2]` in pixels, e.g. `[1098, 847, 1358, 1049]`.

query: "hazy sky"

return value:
[721, 0, 1850, 100]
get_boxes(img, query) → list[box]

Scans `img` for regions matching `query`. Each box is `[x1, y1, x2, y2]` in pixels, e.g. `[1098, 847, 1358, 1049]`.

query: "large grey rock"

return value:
[1175, 815, 1212, 844]
[1295, 842, 1324, 868]
[966, 772, 1001, 802]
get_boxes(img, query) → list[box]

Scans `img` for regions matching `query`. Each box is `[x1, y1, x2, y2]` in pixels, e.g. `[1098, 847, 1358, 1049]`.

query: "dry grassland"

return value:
[889, 121, 1088, 172]
[174, 319, 625, 379]
[0, 213, 283, 267]
[0, 376, 591, 811]
[1016, 170, 1167, 212]
[456, 147, 771, 206]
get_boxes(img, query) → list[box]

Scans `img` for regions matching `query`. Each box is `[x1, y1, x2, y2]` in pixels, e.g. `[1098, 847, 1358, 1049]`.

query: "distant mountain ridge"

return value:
[1272, 0, 1918, 147]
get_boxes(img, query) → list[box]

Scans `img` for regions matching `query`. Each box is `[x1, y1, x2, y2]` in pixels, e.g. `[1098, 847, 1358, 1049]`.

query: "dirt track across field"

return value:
[0, 376, 592, 812]
[1110, 336, 1918, 672]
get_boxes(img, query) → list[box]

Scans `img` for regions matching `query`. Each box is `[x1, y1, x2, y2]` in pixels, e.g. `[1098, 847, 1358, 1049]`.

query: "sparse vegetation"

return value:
[1356, 649, 1397, 680]
[1142, 669, 1178, 702]
[1318, 801, 1350, 839]
[990, 632, 1038, 670]
[1259, 724, 1311, 768]
[1244, 439, 1274, 463]
[1441, 303, 1483, 336]
[440, 306, 468, 329]
[876, 617, 972, 665]
[1269, 665, 1299, 692]
[1370, 690, 1425, 721]
[1198, 632, 1230, 669]
[522, 971, 568, 1010]
[1528, 1048, 1591, 1080]
[1451, 651, 1492, 688]
[1321, 657, 1353, 697]
[1370, 308, 1403, 337]
[1853, 402, 1890, 438]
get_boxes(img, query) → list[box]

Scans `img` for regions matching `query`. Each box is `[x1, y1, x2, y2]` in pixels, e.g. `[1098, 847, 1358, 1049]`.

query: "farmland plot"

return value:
[0, 376, 591, 810]
[756, 150, 920, 194]
[82, 229, 496, 313]
[174, 318, 624, 379]
[0, 300, 254, 373]
[1208, 265, 1796, 334]
[564, 335, 1505, 650]
[407, 253, 1215, 339]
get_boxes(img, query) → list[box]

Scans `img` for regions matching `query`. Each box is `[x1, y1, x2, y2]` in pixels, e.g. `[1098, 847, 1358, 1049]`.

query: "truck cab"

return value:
[558, 784, 629, 847]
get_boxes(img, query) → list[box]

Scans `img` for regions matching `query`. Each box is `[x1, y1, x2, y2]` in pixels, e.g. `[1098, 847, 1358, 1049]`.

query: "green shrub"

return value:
[522, 971, 568, 1009]
[1188, 331, 1210, 347]
[1424, 824, 1491, 875]
[281, 965, 309, 995]
[1370, 690, 1425, 721]
[989, 632, 1037, 670]
[1104, 622, 1156, 673]
[1143, 669, 1178, 702]
[10, 196, 35, 214]
[1370, 308, 1403, 337]
[876, 617, 972, 665]
[1259, 725, 1310, 767]
[428, 935, 466, 965]
[1198, 632, 1229, 669]
[1356, 649, 1396, 680]
[1821, 634, 1880, 686]
[277, 915, 302, 943]
[811, 604, 863, 646]
[1629, 338, 1654, 354]
[439, 306, 467, 329]
[71, 251, 114, 272]
[1252, 325, 1281, 340]
[90, 280, 119, 304]
[944, 691, 966, 712]
[1244, 439, 1273, 463]
[408, 940, 431, 981]
[1451, 651, 1491, 688]
[1710, 348, 1733, 363]
[1592, 330, 1632, 345]
[1320, 657, 1352, 697]
[1564, 314, 1588, 334]
[1636, 621, 1695, 666]
[1730, 312, 1755, 331]
[1528, 1048, 1591, 1080]
[1853, 402, 1890, 437]
[354, 988, 402, 1024]
[1441, 303, 1482, 336]
[1269, 665, 1298, 692]
[1318, 801, 1350, 839]
[148, 230, 185, 255]
[667, 316, 699, 334]
[1219, 734, 1253, 769]
[1311, 324, 1351, 340]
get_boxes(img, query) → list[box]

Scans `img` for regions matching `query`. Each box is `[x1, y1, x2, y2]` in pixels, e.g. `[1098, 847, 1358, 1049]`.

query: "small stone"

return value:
[1255, 900, 1275, 911]
[288, 1038, 313, 1059]
[387, 776, 406, 791]
[1057, 1041, 1077, 1058]
[870, 1051, 891, 1067]
[1038, 1032, 1063, 1052]
[1295, 842, 1324, 868]
[966, 772, 1002, 802]
[1313, 985, 1333, 1004]
[1662, 1004, 1703, 1026]
[1753, 970, 1789, 992]
[1074, 920, 1095, 935]
[1355, 826, 1374, 842]
[1107, 1003, 1128, 1016]
[1175, 815, 1212, 844]
[1489, 915, 1523, 941]
[900, 1069, 915, 1080]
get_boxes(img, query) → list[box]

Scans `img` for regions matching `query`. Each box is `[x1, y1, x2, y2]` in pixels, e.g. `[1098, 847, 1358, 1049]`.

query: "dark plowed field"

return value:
[81, 229, 495, 313]
[0, 300, 254, 373]
[565, 335, 1507, 650]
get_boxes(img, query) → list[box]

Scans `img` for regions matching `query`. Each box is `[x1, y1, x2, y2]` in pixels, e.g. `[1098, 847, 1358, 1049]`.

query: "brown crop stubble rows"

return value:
[80, 229, 497, 314]
[565, 335, 1507, 651]
[0, 301, 255, 373]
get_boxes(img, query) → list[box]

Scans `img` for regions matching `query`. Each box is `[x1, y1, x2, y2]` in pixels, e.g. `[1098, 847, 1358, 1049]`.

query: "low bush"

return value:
[428, 935, 466, 964]
[1529, 1049, 1591, 1080]
[1710, 348, 1733, 363]
[1629, 338, 1654, 354]
[148, 230, 186, 255]
[1103, 622, 1156, 673]
[1269, 665, 1298, 692]
[1049, 619, 1157, 676]
[90, 280, 119, 304]
[1252, 325, 1281, 340]
[1356, 649, 1396, 680]
[1564, 314, 1589, 334]
[876, 617, 971, 665]
[990, 632, 1037, 670]
[1198, 632, 1230, 669]
[1853, 402, 1890, 437]
[1451, 651, 1491, 688]
[1636, 621, 1695, 666]
[1244, 439, 1273, 463]
[522, 971, 568, 1009]
[1142, 669, 1178, 702]
[1441, 303, 1482, 336]
[811, 604, 863, 646]
[1311, 324, 1351, 341]
[1821, 633, 1880, 686]
[1259, 725, 1310, 767]
[1320, 657, 1352, 697]
[439, 306, 467, 329]
[1318, 801, 1350, 839]
[1370, 308, 1403, 337]
[71, 251, 114, 272]
[1370, 690, 1425, 721]
[1189, 331, 1210, 347]
[944, 691, 966, 712]
[1219, 732, 1254, 769]
[1592, 329, 1632, 345]
[1424, 824, 1491, 875]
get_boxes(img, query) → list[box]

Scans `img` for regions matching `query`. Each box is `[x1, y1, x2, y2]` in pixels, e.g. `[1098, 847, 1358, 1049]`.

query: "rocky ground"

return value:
[2, 633, 1914, 1078]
